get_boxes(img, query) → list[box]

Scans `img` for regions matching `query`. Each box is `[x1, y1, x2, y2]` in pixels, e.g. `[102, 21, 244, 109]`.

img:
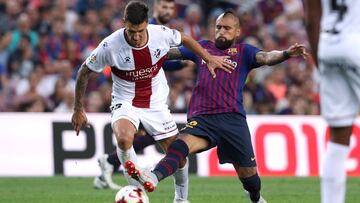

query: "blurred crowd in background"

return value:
[0, 0, 319, 115]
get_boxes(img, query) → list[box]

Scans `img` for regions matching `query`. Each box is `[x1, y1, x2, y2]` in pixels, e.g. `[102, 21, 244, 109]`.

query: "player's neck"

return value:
[215, 43, 235, 50]
[124, 30, 149, 48]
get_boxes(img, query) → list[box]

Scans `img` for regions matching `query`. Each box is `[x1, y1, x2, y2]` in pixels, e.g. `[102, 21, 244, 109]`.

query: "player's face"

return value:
[214, 16, 241, 50]
[124, 21, 148, 48]
[155, 1, 175, 25]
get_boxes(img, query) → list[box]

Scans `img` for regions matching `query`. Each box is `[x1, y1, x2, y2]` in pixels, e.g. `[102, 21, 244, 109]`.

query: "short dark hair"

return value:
[221, 9, 240, 27]
[124, 1, 149, 25]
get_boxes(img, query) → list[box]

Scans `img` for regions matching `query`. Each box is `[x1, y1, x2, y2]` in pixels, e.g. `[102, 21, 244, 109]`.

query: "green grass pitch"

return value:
[0, 176, 359, 203]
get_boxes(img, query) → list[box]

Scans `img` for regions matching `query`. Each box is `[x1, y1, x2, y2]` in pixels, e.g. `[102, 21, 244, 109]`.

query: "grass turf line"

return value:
[0, 176, 359, 203]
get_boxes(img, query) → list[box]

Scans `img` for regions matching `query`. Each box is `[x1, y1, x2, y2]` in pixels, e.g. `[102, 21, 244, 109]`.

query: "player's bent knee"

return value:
[116, 135, 134, 150]
[158, 136, 177, 152]
[179, 134, 209, 154]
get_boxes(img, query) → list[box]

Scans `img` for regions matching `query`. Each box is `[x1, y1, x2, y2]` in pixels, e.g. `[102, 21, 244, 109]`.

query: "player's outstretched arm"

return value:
[256, 43, 308, 66]
[71, 63, 93, 135]
[180, 33, 235, 78]
[167, 48, 183, 60]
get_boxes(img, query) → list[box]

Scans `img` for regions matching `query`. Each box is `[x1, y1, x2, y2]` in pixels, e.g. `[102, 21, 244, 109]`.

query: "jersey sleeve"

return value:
[163, 60, 184, 71]
[178, 40, 208, 62]
[160, 25, 182, 47]
[179, 46, 197, 62]
[243, 44, 262, 69]
[85, 40, 112, 73]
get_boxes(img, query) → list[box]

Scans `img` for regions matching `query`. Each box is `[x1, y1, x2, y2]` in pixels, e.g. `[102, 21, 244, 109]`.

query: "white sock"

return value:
[321, 142, 350, 203]
[173, 158, 189, 201]
[116, 146, 138, 185]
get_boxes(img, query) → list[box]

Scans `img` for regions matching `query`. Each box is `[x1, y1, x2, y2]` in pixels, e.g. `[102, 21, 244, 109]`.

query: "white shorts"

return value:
[110, 103, 179, 141]
[318, 34, 360, 127]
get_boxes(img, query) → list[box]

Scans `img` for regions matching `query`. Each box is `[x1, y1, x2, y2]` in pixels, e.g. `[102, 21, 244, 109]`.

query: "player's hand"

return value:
[71, 109, 90, 135]
[206, 55, 235, 78]
[287, 43, 308, 59]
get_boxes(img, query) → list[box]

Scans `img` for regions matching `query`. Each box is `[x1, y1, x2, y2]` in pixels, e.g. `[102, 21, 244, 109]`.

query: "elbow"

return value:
[264, 56, 272, 66]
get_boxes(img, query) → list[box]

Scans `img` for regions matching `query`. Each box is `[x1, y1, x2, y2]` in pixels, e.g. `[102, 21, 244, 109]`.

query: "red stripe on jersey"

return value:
[133, 47, 154, 108]
[228, 44, 239, 111]
[233, 44, 245, 112]
[111, 47, 166, 108]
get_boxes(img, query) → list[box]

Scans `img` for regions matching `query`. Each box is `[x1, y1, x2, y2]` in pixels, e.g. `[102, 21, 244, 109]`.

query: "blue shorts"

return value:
[181, 113, 256, 167]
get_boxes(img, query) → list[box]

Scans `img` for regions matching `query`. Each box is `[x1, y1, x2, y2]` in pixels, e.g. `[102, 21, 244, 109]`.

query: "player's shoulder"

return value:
[237, 43, 261, 52]
[99, 29, 124, 49]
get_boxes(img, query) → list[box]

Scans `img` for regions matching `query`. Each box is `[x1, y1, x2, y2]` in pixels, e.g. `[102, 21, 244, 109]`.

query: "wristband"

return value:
[283, 50, 290, 59]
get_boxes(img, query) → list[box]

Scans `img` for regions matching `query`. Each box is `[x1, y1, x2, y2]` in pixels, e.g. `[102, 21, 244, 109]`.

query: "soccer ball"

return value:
[114, 185, 150, 203]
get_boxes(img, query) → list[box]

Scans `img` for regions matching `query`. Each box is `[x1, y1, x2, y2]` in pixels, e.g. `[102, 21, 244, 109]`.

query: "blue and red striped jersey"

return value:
[179, 40, 262, 118]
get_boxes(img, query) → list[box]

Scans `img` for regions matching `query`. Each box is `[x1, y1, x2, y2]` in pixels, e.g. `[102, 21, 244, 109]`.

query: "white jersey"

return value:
[320, 0, 360, 36]
[319, 0, 360, 59]
[85, 24, 181, 109]
[318, 0, 360, 127]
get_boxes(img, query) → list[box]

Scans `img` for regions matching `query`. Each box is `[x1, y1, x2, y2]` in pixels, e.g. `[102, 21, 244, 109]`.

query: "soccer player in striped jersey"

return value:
[124, 10, 307, 203]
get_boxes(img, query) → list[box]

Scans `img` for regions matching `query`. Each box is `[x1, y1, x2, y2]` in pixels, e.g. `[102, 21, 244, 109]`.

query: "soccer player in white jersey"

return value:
[71, 1, 233, 203]
[92, 0, 188, 193]
[304, 1, 360, 203]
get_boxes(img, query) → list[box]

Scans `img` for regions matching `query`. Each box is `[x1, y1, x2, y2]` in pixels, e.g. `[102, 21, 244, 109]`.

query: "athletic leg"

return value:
[157, 135, 190, 203]
[318, 61, 358, 203]
[125, 134, 209, 192]
[321, 127, 352, 203]
[234, 165, 265, 203]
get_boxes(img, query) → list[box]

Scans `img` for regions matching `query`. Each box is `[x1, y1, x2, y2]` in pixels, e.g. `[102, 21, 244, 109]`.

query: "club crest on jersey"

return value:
[227, 48, 237, 55]
[154, 49, 161, 58]
[89, 54, 96, 64]
[124, 56, 131, 63]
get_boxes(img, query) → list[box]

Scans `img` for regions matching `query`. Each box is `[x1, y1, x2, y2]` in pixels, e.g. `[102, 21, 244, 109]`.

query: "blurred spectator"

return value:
[0, 1, 22, 34]
[98, 82, 112, 112]
[19, 96, 49, 112]
[0, 0, 318, 115]
[183, 4, 202, 40]
[266, 66, 287, 102]
[76, 0, 104, 15]
[258, 0, 284, 25]
[54, 88, 74, 112]
[8, 13, 39, 52]
[49, 78, 67, 109]
[7, 34, 35, 79]
[0, 32, 11, 84]
[86, 91, 104, 112]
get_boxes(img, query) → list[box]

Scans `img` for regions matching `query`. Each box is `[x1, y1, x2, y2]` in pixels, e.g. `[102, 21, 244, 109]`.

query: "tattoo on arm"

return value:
[167, 48, 183, 60]
[256, 50, 288, 66]
[74, 63, 93, 111]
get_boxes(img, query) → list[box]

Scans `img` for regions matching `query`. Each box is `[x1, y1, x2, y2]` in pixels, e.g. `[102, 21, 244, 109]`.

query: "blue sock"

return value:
[240, 174, 261, 202]
[133, 134, 156, 152]
[153, 139, 189, 181]
[107, 151, 121, 170]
